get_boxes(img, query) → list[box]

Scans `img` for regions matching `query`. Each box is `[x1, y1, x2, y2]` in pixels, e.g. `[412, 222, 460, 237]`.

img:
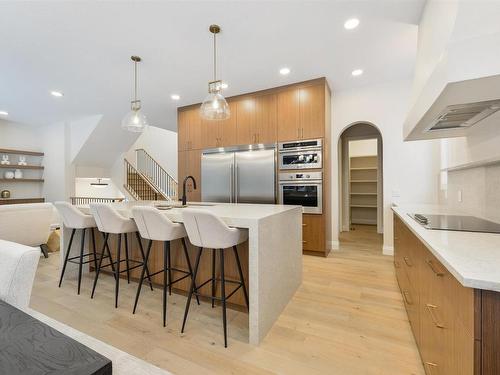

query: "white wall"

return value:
[349, 139, 377, 157]
[124, 125, 178, 179]
[331, 79, 441, 254]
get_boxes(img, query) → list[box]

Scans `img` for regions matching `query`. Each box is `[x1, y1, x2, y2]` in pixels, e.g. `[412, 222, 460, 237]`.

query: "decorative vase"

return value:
[4, 171, 14, 179]
[1, 190, 11, 198]
[14, 169, 23, 179]
[1, 155, 9, 165]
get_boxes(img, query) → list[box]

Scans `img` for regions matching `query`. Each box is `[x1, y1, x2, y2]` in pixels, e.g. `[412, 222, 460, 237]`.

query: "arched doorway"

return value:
[337, 122, 383, 248]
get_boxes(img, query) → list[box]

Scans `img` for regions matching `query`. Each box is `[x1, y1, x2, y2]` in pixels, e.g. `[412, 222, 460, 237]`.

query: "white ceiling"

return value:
[0, 0, 424, 131]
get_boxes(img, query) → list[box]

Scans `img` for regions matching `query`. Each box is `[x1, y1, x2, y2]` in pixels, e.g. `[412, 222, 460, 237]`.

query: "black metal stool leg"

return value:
[91, 233, 109, 298]
[167, 241, 172, 296]
[181, 247, 203, 333]
[211, 248, 216, 308]
[124, 233, 131, 284]
[59, 228, 76, 288]
[163, 241, 169, 327]
[233, 245, 249, 310]
[136, 232, 154, 291]
[103, 233, 116, 280]
[133, 239, 153, 314]
[91, 228, 98, 271]
[77, 228, 86, 295]
[115, 233, 122, 308]
[220, 248, 228, 348]
[181, 238, 200, 305]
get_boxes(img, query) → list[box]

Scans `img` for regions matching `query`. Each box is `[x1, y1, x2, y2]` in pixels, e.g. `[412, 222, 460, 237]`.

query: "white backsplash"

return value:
[442, 164, 500, 223]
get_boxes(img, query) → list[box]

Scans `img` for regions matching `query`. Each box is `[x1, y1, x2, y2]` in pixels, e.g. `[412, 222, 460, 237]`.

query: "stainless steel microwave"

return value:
[278, 139, 322, 170]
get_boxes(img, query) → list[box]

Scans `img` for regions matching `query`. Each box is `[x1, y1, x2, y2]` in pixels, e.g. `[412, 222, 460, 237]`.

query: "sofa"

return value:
[0, 239, 40, 309]
[0, 203, 56, 257]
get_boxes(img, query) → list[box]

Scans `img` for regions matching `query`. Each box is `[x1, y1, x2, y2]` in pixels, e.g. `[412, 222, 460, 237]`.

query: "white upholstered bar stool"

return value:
[131, 206, 199, 327]
[89, 203, 153, 308]
[180, 209, 249, 348]
[55, 201, 107, 295]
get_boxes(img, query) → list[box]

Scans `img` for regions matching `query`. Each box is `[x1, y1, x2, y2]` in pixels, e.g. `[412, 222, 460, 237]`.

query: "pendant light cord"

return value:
[134, 60, 138, 101]
[213, 31, 217, 82]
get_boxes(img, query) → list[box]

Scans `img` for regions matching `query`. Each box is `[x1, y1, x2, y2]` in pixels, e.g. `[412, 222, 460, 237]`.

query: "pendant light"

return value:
[122, 56, 148, 132]
[200, 24, 230, 120]
[90, 178, 108, 188]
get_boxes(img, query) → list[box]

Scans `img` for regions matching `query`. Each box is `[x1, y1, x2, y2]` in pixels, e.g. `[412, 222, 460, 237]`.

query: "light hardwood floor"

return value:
[31, 225, 424, 375]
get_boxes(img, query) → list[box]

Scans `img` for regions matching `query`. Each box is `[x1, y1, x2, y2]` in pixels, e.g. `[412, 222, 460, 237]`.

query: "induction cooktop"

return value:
[409, 213, 500, 234]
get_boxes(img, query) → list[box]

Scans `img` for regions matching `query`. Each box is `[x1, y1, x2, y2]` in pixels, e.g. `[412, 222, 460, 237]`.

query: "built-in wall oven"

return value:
[279, 172, 322, 214]
[278, 139, 322, 170]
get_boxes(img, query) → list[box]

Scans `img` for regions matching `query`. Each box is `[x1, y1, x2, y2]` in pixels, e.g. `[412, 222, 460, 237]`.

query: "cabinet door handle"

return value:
[302, 223, 307, 227]
[302, 240, 307, 244]
[425, 304, 444, 328]
[402, 290, 413, 305]
[426, 259, 444, 277]
[297, 128, 300, 138]
[301, 128, 304, 138]
[424, 362, 438, 375]
[403, 256, 413, 267]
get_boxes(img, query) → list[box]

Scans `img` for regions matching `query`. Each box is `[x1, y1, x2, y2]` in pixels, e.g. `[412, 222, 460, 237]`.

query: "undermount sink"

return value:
[155, 202, 216, 210]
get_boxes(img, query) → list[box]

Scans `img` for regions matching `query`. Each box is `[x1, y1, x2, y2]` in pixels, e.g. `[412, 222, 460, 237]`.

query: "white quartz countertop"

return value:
[392, 204, 500, 292]
[79, 201, 302, 228]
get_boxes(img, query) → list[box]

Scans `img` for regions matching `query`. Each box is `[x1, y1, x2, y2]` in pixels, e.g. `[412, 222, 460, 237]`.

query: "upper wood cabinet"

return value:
[300, 84, 325, 140]
[178, 108, 202, 151]
[277, 83, 325, 141]
[236, 94, 277, 145]
[200, 101, 237, 149]
[180, 79, 328, 147]
[277, 89, 300, 141]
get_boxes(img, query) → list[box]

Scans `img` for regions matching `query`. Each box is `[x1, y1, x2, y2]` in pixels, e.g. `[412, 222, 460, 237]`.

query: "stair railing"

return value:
[124, 159, 167, 201]
[135, 148, 178, 199]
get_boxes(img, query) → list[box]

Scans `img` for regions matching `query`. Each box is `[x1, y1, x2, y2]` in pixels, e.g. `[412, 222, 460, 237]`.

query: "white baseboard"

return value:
[382, 245, 394, 256]
[351, 219, 377, 225]
[328, 240, 340, 251]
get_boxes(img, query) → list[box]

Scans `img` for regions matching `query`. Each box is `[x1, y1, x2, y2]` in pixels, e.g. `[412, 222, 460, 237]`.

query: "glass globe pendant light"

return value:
[200, 24, 230, 120]
[122, 56, 148, 132]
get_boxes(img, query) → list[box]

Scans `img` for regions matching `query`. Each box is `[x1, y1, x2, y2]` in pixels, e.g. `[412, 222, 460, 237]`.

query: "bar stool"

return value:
[89, 203, 153, 308]
[131, 206, 200, 326]
[55, 201, 110, 295]
[180, 209, 249, 347]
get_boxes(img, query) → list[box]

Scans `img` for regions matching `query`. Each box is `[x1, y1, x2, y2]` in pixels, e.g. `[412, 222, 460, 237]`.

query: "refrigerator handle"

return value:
[235, 164, 239, 203]
[230, 164, 233, 203]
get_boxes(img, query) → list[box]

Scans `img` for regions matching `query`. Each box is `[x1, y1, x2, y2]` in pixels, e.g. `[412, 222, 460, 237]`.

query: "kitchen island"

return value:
[61, 201, 303, 345]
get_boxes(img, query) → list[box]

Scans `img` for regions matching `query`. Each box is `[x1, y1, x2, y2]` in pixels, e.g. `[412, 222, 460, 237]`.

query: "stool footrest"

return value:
[192, 277, 244, 302]
[68, 252, 106, 262]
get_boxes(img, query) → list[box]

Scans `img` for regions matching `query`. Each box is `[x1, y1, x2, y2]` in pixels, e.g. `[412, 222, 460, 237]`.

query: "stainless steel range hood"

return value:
[426, 99, 500, 132]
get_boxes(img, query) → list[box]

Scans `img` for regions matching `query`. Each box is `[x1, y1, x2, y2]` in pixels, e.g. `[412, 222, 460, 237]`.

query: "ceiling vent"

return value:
[426, 100, 500, 132]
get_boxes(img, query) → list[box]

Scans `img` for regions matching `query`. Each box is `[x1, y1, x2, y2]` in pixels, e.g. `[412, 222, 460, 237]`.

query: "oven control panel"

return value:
[279, 172, 322, 181]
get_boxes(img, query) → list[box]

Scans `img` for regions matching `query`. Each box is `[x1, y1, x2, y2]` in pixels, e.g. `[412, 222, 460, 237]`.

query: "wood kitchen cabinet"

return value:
[394, 214, 500, 375]
[178, 149, 201, 202]
[201, 102, 237, 148]
[236, 94, 276, 145]
[277, 83, 325, 141]
[178, 108, 202, 151]
[302, 214, 325, 254]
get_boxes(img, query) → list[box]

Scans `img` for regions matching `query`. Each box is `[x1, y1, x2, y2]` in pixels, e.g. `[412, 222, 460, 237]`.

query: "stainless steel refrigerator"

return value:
[201, 145, 276, 204]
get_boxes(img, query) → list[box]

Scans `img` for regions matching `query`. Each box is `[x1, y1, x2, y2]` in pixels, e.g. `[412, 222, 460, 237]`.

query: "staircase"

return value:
[123, 149, 178, 201]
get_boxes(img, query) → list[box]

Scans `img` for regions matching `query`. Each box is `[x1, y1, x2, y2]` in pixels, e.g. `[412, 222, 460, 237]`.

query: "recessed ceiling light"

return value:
[171, 94, 180, 100]
[280, 67, 291, 75]
[220, 82, 228, 89]
[50, 91, 64, 97]
[344, 18, 360, 30]
[0, 111, 8, 116]
[351, 69, 363, 77]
